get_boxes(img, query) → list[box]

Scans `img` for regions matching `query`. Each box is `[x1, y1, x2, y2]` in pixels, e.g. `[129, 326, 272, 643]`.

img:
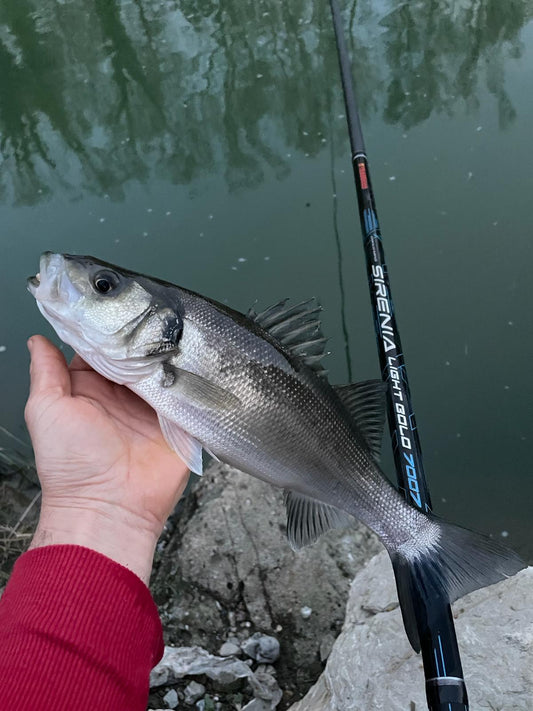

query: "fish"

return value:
[28, 251, 525, 651]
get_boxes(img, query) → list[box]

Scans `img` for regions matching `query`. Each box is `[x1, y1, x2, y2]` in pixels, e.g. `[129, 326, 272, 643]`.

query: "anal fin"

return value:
[284, 490, 353, 550]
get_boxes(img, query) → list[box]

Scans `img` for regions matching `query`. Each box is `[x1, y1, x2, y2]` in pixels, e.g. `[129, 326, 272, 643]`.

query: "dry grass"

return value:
[0, 427, 40, 582]
[0, 525, 34, 585]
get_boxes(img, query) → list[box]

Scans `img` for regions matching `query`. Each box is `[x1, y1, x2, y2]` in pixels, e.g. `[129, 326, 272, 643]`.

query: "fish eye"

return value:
[92, 270, 120, 295]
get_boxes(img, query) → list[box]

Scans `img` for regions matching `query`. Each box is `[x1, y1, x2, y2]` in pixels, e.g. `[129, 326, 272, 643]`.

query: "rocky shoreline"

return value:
[149, 460, 533, 710]
[2, 454, 531, 710]
[149, 462, 381, 708]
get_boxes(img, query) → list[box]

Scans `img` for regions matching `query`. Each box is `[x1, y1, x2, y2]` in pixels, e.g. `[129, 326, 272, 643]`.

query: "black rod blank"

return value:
[328, 1, 469, 708]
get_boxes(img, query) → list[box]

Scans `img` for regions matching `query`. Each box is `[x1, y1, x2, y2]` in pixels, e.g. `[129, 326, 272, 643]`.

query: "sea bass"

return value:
[28, 252, 524, 651]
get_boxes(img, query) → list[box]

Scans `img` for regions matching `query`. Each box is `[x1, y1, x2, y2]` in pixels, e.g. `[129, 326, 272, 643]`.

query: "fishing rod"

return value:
[328, 1, 469, 709]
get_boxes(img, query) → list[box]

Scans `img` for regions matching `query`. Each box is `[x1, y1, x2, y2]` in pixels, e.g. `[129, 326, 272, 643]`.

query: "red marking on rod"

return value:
[358, 162, 368, 190]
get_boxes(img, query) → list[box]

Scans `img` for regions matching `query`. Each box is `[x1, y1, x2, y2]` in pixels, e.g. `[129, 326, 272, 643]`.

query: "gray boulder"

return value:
[289, 552, 533, 711]
[151, 462, 381, 697]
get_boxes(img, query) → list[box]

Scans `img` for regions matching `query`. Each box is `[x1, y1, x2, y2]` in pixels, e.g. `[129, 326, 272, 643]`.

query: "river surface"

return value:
[1, 0, 532, 559]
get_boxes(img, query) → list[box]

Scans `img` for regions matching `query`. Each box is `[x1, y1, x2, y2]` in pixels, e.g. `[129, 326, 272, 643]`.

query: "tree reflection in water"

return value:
[0, 0, 530, 205]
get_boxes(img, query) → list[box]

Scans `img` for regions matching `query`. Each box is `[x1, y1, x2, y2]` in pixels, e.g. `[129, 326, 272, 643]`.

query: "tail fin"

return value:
[390, 516, 525, 652]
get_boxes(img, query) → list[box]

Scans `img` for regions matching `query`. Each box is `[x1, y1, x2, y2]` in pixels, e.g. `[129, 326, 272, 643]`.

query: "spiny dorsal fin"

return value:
[334, 379, 387, 461]
[284, 490, 353, 550]
[248, 299, 328, 375]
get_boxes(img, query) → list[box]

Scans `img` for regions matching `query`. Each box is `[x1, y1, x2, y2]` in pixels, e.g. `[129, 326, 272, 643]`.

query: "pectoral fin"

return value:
[158, 414, 203, 475]
[162, 363, 241, 411]
[284, 490, 353, 550]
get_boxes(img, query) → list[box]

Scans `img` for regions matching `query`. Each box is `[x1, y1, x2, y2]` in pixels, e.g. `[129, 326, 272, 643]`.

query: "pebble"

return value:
[184, 680, 206, 704]
[241, 633, 280, 663]
[218, 641, 241, 657]
[163, 688, 179, 708]
[241, 700, 271, 710]
[300, 606, 312, 619]
[256, 664, 277, 676]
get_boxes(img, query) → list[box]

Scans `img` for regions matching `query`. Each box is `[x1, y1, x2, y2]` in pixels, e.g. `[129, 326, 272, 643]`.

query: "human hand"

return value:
[24, 335, 190, 583]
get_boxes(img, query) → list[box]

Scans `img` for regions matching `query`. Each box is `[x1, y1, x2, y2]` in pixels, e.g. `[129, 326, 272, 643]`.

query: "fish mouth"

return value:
[27, 252, 66, 300]
[27, 272, 40, 294]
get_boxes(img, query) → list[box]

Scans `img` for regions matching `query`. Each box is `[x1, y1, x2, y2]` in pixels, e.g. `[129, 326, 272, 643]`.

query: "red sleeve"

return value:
[0, 545, 164, 711]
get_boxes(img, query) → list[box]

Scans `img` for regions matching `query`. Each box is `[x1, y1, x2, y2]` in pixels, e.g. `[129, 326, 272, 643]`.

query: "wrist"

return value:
[30, 501, 160, 585]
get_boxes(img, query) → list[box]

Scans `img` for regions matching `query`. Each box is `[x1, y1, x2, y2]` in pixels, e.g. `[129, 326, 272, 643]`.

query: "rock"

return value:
[163, 688, 179, 708]
[241, 699, 274, 711]
[218, 641, 241, 657]
[151, 645, 282, 705]
[248, 667, 283, 707]
[289, 553, 533, 711]
[256, 664, 277, 677]
[242, 633, 280, 663]
[151, 462, 381, 697]
[318, 633, 335, 663]
[150, 646, 253, 690]
[184, 680, 205, 704]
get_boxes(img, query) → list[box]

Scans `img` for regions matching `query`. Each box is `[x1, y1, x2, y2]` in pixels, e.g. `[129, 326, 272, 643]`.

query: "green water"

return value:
[1, 0, 532, 559]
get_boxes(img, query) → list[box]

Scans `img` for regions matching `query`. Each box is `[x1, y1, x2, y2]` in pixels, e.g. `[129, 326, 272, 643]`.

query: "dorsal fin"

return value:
[334, 379, 387, 461]
[248, 299, 328, 375]
[284, 490, 353, 550]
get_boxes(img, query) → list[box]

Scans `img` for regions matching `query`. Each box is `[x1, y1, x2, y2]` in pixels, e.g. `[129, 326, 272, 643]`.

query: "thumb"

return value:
[27, 335, 71, 402]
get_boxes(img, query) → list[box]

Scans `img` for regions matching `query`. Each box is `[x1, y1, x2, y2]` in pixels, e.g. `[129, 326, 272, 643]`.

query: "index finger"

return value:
[69, 353, 93, 372]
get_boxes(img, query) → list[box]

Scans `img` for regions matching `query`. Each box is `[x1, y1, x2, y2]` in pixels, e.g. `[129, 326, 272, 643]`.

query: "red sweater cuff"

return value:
[0, 545, 163, 711]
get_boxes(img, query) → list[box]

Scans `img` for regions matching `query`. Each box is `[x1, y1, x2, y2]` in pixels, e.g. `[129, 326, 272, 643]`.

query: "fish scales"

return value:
[28, 252, 525, 652]
[134, 289, 410, 544]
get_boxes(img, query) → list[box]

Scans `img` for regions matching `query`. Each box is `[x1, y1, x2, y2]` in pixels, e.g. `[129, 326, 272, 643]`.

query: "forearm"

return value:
[0, 545, 163, 711]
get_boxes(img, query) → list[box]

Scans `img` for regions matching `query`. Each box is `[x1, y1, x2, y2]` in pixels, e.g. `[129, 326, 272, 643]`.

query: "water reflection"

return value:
[0, 0, 531, 205]
[378, 0, 530, 129]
